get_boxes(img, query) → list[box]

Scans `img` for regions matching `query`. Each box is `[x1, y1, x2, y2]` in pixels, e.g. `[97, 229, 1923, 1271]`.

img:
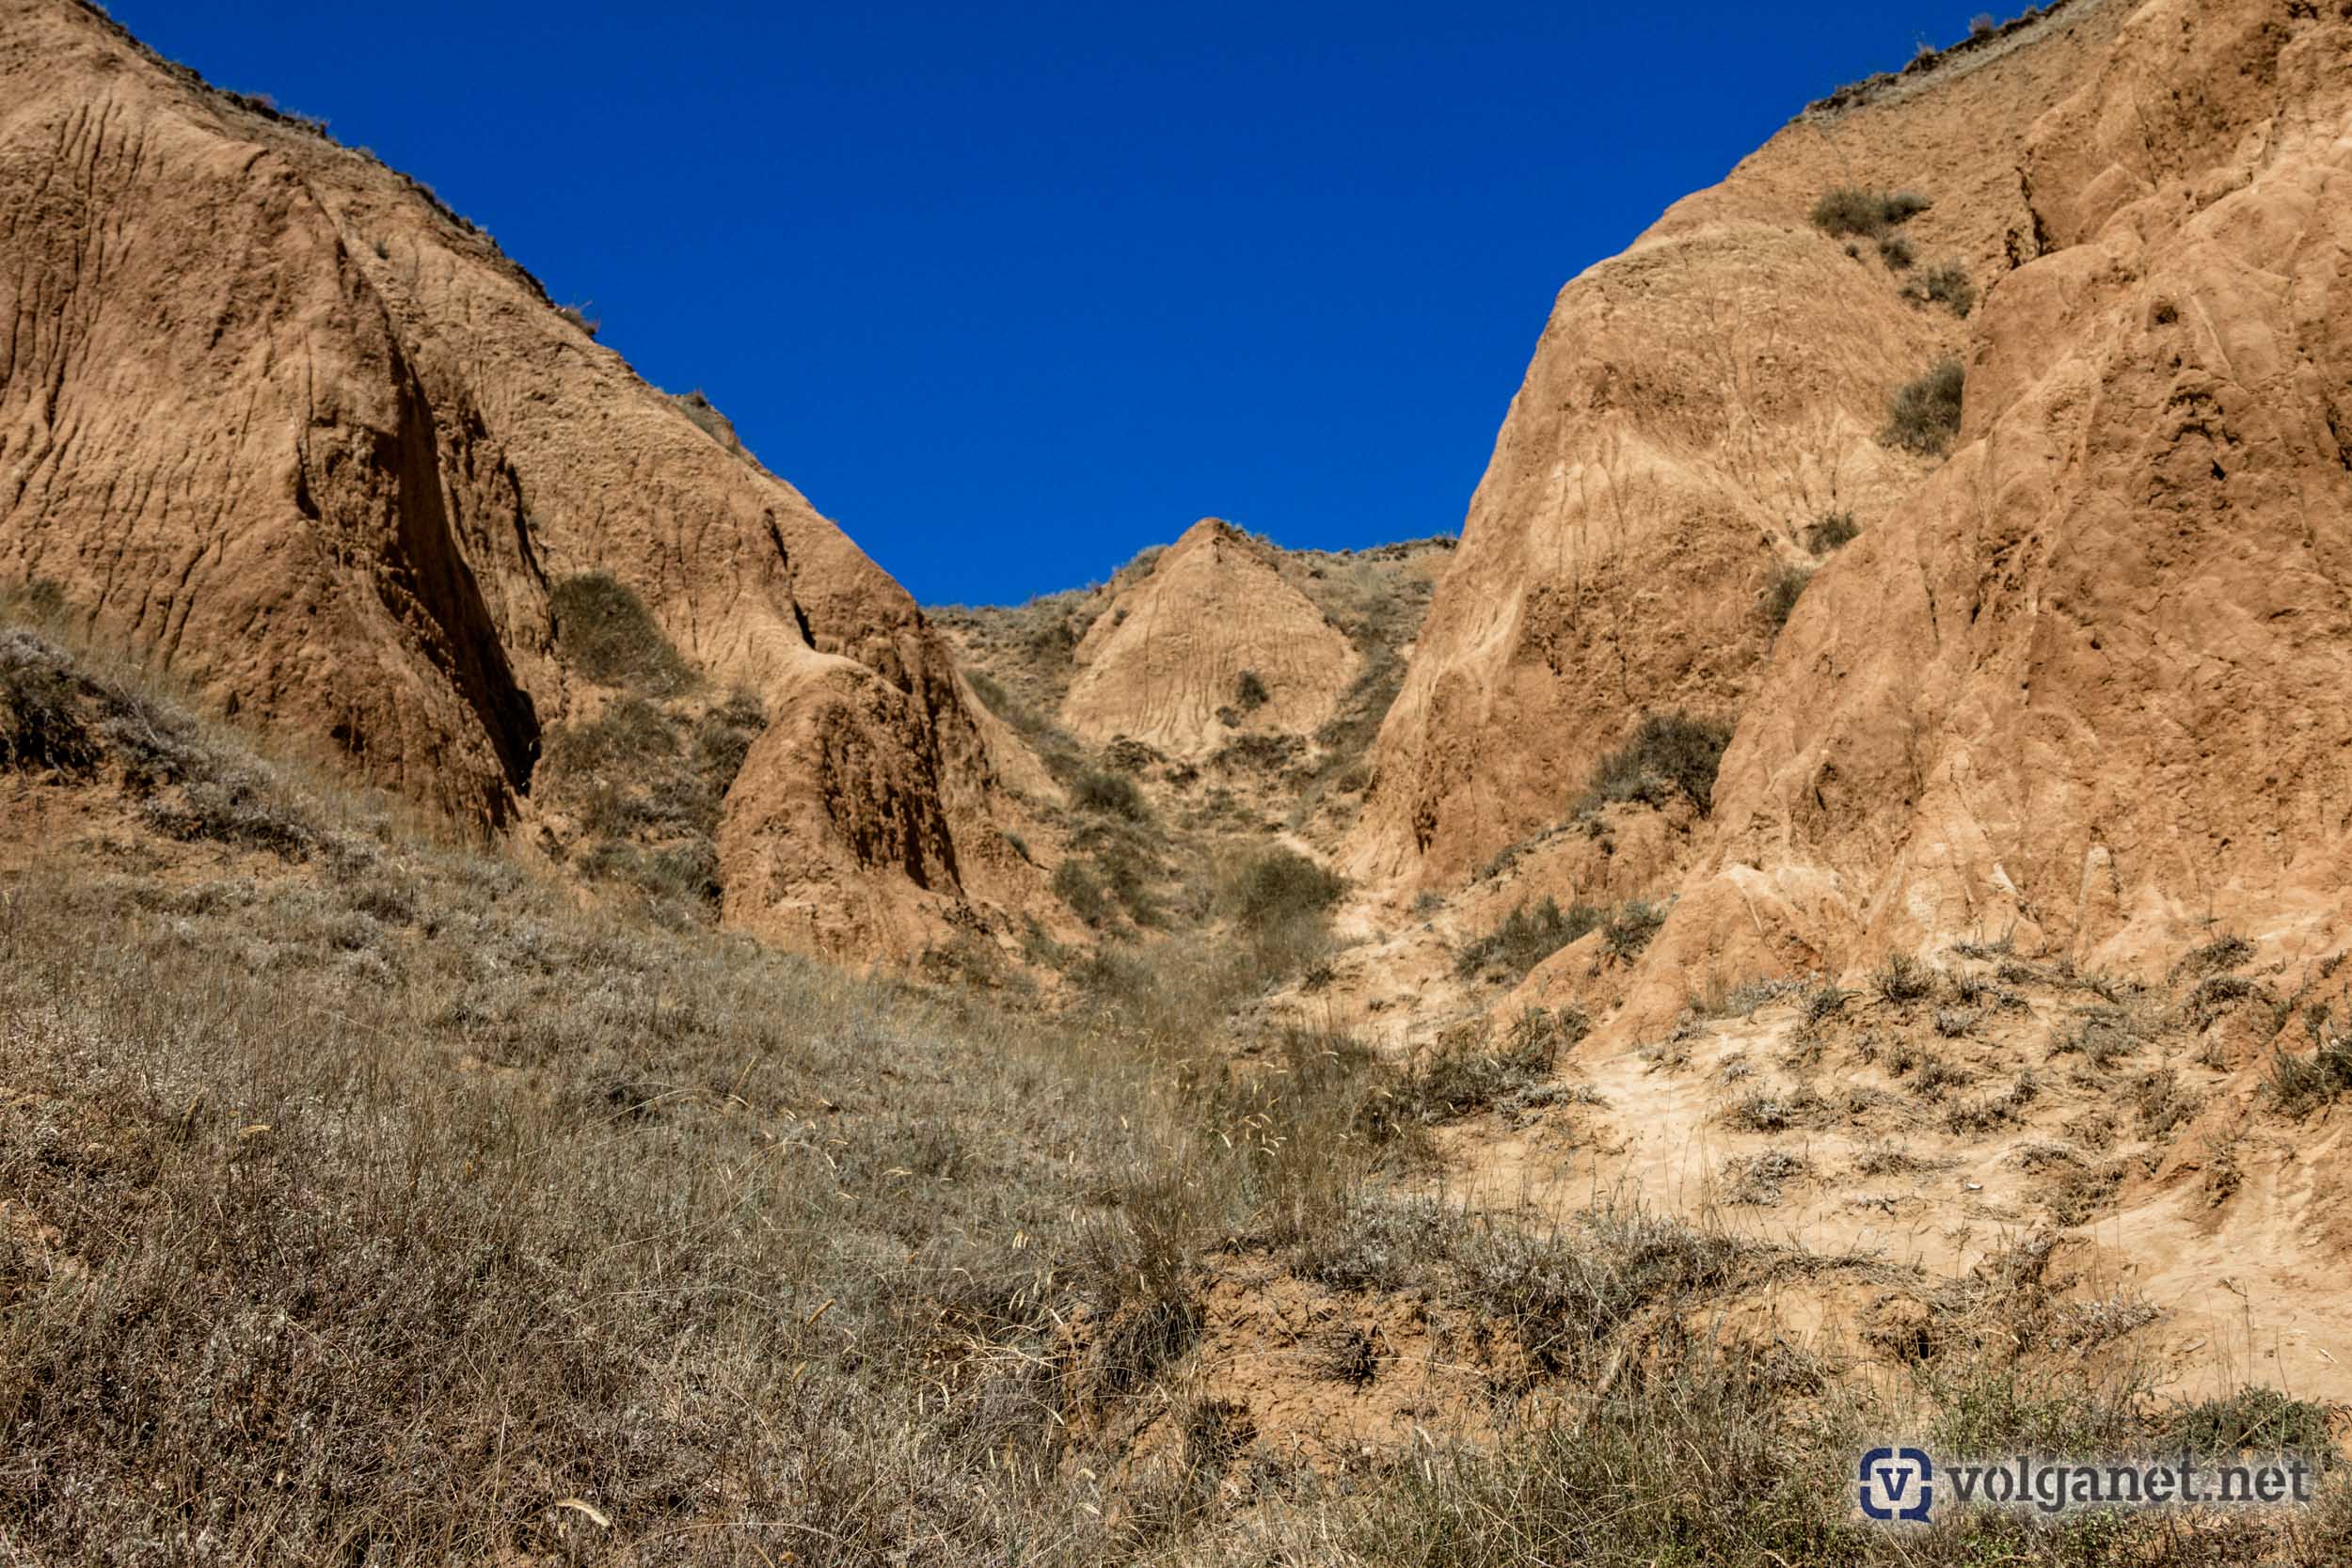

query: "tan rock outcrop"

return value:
[1060, 518, 1357, 753]
[1646, 0, 2352, 1020]
[1355, 0, 2352, 1026]
[1352, 0, 2136, 895]
[0, 0, 1037, 959]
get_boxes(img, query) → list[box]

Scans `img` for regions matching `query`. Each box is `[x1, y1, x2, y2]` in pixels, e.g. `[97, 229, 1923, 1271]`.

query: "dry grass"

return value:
[5, 618, 2349, 1565]
[1883, 358, 1968, 456]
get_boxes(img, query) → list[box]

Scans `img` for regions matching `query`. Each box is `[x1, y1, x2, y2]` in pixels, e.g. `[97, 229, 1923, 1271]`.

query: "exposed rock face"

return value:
[1352, 0, 2135, 895]
[0, 0, 1036, 959]
[1357, 0, 2352, 1009]
[1655, 0, 2352, 1010]
[1060, 518, 1357, 754]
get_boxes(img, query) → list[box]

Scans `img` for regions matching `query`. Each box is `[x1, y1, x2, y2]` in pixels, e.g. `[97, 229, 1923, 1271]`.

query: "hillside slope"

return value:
[1060, 519, 1358, 756]
[0, 0, 1038, 959]
[1352, 0, 2352, 1022]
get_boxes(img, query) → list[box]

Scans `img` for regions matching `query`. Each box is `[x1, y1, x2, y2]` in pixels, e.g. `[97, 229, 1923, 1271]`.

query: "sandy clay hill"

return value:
[1349, 0, 2352, 1010]
[0, 0, 1046, 961]
[1058, 519, 1359, 754]
[1271, 0, 2352, 1404]
[952, 0, 2352, 1412]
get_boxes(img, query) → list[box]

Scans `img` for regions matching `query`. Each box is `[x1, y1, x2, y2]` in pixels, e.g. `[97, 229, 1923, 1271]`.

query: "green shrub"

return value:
[1761, 564, 1814, 633]
[548, 573, 693, 694]
[1233, 669, 1269, 712]
[1454, 897, 1605, 982]
[1882, 358, 1966, 455]
[1603, 900, 1667, 964]
[1877, 234, 1915, 270]
[1804, 513, 1860, 553]
[1070, 768, 1148, 820]
[1573, 710, 1735, 816]
[1051, 858, 1110, 926]
[2270, 1036, 2352, 1117]
[1905, 261, 1976, 317]
[0, 637, 99, 776]
[1219, 849, 1343, 929]
[1809, 186, 1931, 238]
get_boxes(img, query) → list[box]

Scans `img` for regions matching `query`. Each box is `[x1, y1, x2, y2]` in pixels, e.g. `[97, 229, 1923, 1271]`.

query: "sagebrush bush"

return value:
[1573, 710, 1735, 816]
[1883, 357, 1967, 455]
[1809, 186, 1932, 239]
[1454, 896, 1603, 981]
[548, 572, 694, 693]
[1761, 563, 1814, 633]
[1233, 668, 1270, 711]
[1217, 847, 1343, 928]
[1804, 512, 1860, 553]
[1905, 260, 1976, 317]
[1071, 766, 1149, 820]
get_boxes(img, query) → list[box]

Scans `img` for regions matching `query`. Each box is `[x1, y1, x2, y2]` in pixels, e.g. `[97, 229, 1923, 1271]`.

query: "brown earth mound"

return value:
[1059, 519, 1358, 754]
[0, 0, 1039, 960]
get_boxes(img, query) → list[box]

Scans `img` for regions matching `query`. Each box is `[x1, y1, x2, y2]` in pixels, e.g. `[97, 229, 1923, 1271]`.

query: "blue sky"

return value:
[104, 1, 1988, 605]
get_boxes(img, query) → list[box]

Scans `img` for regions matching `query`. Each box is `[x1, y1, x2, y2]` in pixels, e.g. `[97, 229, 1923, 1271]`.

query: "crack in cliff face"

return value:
[375, 359, 541, 812]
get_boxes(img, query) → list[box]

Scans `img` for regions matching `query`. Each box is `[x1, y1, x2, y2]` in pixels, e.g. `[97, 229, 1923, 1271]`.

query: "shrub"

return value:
[1761, 564, 1814, 633]
[1603, 900, 1667, 964]
[1574, 710, 1734, 816]
[1052, 858, 1109, 925]
[1873, 953, 1938, 1006]
[1454, 896, 1604, 982]
[1877, 235, 1915, 271]
[1809, 186, 1932, 239]
[1070, 768, 1148, 820]
[2270, 1036, 2352, 1117]
[0, 638, 99, 776]
[1402, 1015, 1574, 1123]
[1804, 512, 1860, 553]
[1883, 358, 1966, 455]
[1233, 669, 1269, 712]
[1905, 261, 1976, 317]
[548, 573, 693, 693]
[668, 389, 743, 451]
[1219, 849, 1344, 929]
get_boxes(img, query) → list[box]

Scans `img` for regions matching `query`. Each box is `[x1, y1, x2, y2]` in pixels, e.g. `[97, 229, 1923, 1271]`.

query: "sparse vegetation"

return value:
[1761, 562, 1814, 632]
[1232, 668, 1269, 712]
[548, 572, 695, 694]
[1809, 186, 1932, 239]
[1571, 709, 1735, 816]
[1883, 357, 1968, 455]
[1872, 952, 1939, 1005]
[1, 629, 331, 860]
[1454, 895, 1603, 981]
[1072, 766, 1150, 820]
[1904, 260, 1977, 317]
[1804, 512, 1860, 553]
[2270, 1034, 2352, 1117]
[10, 545, 2352, 1567]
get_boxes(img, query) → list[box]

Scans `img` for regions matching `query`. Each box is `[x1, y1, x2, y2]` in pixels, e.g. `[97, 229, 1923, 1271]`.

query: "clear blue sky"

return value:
[104, 0, 1985, 605]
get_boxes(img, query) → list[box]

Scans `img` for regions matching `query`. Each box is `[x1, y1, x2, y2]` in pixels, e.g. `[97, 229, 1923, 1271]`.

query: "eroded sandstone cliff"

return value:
[0, 0, 1040, 958]
[1351, 0, 2352, 1020]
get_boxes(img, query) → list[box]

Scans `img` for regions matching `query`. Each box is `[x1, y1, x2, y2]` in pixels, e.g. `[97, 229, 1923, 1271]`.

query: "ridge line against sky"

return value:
[101, 0, 2001, 605]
